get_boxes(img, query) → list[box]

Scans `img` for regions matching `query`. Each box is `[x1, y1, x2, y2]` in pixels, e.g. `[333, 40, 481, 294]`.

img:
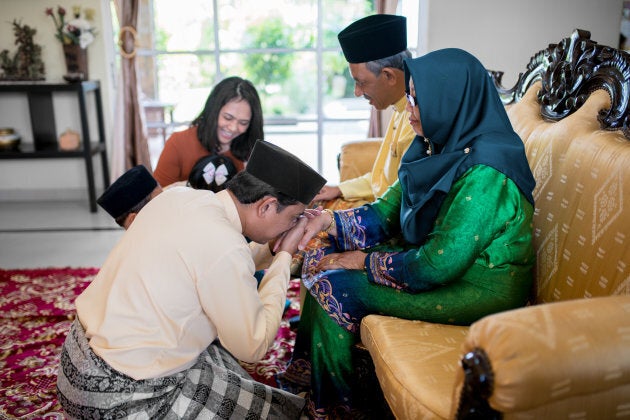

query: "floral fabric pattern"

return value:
[367, 252, 405, 290]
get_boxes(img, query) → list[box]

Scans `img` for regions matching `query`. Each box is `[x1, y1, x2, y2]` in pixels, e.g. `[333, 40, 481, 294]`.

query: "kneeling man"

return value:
[57, 141, 326, 419]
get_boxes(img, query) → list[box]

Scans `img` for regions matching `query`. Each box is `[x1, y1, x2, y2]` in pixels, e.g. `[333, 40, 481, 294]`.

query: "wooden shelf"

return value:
[0, 142, 106, 158]
[0, 81, 110, 212]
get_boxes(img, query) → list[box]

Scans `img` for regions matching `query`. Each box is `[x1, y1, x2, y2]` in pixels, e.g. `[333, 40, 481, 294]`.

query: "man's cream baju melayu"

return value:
[58, 187, 304, 418]
[77, 187, 289, 378]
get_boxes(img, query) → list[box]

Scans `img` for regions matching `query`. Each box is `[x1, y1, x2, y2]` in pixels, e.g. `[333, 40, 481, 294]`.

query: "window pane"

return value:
[266, 125, 318, 172]
[153, 0, 215, 51]
[155, 54, 217, 124]
[322, 50, 370, 120]
[217, 0, 316, 50]
[399, 0, 419, 52]
[220, 51, 317, 119]
[321, 0, 375, 49]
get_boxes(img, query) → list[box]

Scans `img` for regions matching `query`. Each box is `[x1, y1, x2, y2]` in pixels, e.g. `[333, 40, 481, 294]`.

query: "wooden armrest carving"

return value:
[456, 348, 501, 420]
[489, 28, 630, 138]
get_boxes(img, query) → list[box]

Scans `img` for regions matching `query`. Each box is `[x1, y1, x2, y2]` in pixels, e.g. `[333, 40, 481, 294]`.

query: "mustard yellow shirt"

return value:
[338, 95, 415, 201]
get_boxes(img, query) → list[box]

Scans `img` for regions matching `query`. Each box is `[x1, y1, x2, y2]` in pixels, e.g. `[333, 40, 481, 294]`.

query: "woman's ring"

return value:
[329, 259, 335, 265]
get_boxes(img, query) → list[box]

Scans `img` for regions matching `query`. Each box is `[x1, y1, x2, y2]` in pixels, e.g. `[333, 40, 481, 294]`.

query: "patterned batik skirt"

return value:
[57, 319, 305, 419]
[281, 240, 531, 418]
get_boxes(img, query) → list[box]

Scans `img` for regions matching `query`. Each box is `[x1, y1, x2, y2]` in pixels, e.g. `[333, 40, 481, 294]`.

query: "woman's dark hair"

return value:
[192, 76, 264, 162]
[226, 171, 299, 211]
[188, 154, 237, 192]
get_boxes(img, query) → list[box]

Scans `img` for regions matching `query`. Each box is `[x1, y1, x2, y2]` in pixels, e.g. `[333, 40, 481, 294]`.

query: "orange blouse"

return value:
[153, 126, 245, 187]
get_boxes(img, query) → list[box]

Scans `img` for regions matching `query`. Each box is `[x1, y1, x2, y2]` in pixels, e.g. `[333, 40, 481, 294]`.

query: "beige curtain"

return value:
[111, 0, 151, 179]
[368, 0, 400, 138]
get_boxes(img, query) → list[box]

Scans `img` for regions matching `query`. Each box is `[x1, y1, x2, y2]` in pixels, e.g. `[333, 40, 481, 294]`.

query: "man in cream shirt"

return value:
[57, 141, 326, 419]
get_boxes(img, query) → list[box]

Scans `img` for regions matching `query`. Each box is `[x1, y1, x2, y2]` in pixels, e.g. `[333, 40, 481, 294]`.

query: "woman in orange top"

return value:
[153, 76, 264, 187]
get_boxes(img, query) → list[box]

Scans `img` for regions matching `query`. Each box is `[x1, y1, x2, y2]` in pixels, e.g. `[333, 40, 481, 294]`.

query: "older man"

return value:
[313, 14, 416, 208]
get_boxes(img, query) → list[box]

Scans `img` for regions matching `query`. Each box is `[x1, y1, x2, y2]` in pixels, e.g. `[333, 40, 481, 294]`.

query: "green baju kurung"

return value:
[281, 48, 537, 419]
[283, 164, 534, 418]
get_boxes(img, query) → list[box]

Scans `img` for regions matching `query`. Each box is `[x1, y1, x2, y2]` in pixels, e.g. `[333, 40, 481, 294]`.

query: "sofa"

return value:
[338, 29, 630, 418]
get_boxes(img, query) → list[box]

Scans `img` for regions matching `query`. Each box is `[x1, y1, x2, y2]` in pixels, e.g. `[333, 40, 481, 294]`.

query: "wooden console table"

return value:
[0, 81, 110, 212]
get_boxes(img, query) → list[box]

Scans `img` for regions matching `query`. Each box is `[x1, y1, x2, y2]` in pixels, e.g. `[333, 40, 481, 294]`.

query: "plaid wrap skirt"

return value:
[56, 319, 304, 419]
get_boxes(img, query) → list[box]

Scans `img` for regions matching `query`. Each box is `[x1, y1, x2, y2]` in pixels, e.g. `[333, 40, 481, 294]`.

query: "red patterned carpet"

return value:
[0, 268, 300, 420]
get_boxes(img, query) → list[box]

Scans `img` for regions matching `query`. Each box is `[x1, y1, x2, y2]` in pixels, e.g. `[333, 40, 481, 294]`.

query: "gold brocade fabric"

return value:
[508, 85, 630, 301]
[361, 316, 469, 419]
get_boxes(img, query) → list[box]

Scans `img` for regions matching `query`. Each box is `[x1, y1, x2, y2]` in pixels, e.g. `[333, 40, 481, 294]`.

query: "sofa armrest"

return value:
[457, 295, 630, 417]
[338, 138, 382, 182]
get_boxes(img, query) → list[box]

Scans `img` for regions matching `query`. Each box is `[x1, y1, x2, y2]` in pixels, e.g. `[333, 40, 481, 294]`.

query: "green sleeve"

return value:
[366, 165, 534, 291]
[368, 180, 403, 237]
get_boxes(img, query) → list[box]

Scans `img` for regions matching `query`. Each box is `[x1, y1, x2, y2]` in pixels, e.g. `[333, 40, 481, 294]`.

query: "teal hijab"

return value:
[399, 48, 535, 245]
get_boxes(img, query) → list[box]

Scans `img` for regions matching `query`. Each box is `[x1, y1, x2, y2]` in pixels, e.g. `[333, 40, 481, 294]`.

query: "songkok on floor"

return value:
[97, 165, 157, 219]
[245, 141, 326, 205]
[338, 14, 407, 63]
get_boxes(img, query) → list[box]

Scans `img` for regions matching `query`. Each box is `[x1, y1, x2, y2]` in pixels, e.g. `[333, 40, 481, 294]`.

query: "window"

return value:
[136, 0, 418, 183]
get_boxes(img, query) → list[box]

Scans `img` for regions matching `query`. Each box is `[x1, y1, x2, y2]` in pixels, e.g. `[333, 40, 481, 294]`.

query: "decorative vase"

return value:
[62, 44, 89, 82]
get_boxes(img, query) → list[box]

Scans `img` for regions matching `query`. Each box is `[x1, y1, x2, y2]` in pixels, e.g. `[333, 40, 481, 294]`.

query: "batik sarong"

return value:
[57, 319, 305, 419]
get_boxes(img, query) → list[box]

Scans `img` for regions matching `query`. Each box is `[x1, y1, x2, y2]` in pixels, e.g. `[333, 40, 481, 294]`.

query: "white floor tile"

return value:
[0, 200, 123, 269]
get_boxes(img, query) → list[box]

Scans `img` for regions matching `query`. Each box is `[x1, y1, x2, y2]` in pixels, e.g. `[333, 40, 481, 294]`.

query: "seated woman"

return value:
[280, 48, 537, 418]
[153, 76, 263, 187]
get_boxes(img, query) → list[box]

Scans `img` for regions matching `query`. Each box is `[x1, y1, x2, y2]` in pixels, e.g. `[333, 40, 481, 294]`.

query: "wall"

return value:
[0, 0, 115, 201]
[0, 0, 624, 201]
[418, 0, 623, 87]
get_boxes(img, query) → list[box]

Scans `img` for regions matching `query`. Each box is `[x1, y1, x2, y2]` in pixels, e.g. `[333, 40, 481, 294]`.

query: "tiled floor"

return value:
[0, 199, 124, 269]
[0, 135, 165, 270]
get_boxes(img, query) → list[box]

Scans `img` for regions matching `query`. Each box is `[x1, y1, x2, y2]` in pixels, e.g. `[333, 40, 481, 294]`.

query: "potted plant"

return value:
[46, 5, 97, 82]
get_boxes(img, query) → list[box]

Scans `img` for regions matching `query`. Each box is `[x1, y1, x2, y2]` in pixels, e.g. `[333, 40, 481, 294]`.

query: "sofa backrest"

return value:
[494, 29, 630, 304]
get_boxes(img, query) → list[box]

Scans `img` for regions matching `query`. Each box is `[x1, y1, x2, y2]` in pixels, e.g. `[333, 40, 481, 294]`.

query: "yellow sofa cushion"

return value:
[338, 138, 382, 182]
[360, 315, 469, 419]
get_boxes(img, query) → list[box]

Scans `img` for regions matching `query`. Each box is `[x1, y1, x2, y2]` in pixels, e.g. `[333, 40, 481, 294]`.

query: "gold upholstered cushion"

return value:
[338, 138, 382, 182]
[459, 294, 630, 418]
[360, 315, 469, 419]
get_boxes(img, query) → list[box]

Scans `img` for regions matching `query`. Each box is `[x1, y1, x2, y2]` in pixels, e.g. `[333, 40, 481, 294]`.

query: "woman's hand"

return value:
[316, 250, 366, 271]
[273, 216, 308, 255]
[296, 208, 336, 251]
